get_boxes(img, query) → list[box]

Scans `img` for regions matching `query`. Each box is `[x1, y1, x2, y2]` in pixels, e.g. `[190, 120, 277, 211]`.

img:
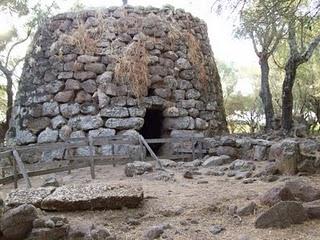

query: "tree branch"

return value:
[11, 56, 26, 73]
[0, 62, 11, 77]
[5, 29, 31, 68]
[249, 31, 260, 56]
[288, 21, 299, 57]
[298, 34, 320, 64]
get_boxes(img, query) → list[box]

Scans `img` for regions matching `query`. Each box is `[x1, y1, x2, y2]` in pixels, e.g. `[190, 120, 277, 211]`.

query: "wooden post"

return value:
[12, 154, 18, 189]
[139, 135, 163, 169]
[199, 140, 204, 159]
[191, 138, 195, 161]
[12, 149, 31, 189]
[139, 136, 145, 161]
[67, 147, 72, 175]
[88, 136, 95, 179]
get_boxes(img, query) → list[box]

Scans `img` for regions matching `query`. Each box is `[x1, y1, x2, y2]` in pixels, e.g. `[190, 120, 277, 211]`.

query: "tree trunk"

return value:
[259, 54, 274, 131]
[281, 58, 297, 132]
[5, 74, 13, 129]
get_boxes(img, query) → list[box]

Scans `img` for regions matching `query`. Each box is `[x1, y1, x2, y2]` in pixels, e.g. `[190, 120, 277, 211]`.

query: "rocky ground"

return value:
[2, 158, 320, 240]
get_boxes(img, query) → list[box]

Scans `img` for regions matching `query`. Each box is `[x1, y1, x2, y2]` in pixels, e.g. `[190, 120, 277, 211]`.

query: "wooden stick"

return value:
[191, 138, 195, 161]
[12, 155, 18, 189]
[12, 149, 31, 189]
[67, 147, 72, 175]
[88, 136, 95, 179]
[139, 135, 163, 169]
[138, 136, 145, 161]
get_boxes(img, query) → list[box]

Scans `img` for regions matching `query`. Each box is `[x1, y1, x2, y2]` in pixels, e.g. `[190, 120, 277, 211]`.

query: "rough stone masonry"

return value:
[7, 5, 227, 162]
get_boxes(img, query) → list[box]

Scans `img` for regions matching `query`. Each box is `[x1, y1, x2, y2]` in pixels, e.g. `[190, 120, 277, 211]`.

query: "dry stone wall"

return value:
[7, 6, 227, 162]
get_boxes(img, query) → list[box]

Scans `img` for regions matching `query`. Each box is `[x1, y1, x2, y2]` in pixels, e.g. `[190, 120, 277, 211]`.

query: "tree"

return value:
[225, 92, 264, 133]
[281, 15, 320, 132]
[122, 0, 128, 6]
[213, 0, 320, 133]
[0, 1, 58, 134]
[217, 60, 237, 103]
[0, 0, 29, 130]
[236, 1, 286, 131]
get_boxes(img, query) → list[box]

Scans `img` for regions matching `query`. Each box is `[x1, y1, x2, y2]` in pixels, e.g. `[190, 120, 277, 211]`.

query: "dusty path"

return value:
[1, 162, 320, 240]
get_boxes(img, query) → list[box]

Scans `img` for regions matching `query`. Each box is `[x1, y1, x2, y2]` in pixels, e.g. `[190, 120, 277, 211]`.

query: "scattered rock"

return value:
[303, 200, 320, 219]
[254, 162, 279, 177]
[253, 145, 269, 161]
[28, 216, 69, 240]
[183, 159, 202, 167]
[159, 206, 183, 217]
[234, 171, 252, 180]
[127, 218, 141, 226]
[202, 155, 231, 167]
[242, 179, 255, 184]
[159, 159, 177, 168]
[237, 201, 257, 216]
[255, 201, 307, 228]
[68, 223, 93, 239]
[90, 225, 111, 240]
[152, 171, 175, 182]
[227, 171, 236, 177]
[260, 175, 279, 182]
[183, 170, 193, 179]
[204, 170, 225, 176]
[41, 176, 60, 188]
[230, 159, 256, 171]
[143, 225, 165, 240]
[0, 204, 38, 240]
[209, 224, 225, 235]
[259, 186, 295, 207]
[270, 140, 300, 175]
[125, 161, 153, 177]
[197, 180, 208, 184]
[284, 179, 320, 202]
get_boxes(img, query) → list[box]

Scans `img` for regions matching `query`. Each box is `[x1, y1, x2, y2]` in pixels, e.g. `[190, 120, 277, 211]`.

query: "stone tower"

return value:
[8, 6, 227, 162]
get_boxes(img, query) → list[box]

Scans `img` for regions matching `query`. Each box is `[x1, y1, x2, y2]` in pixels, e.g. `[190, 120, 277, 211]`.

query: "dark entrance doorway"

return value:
[139, 109, 163, 154]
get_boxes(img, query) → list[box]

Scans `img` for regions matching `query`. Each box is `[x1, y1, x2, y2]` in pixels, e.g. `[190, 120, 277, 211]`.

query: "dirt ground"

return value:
[1, 161, 320, 240]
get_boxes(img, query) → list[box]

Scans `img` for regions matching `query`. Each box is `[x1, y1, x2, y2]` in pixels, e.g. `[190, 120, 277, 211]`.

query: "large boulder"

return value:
[229, 159, 256, 171]
[125, 161, 153, 177]
[202, 155, 231, 167]
[303, 200, 320, 219]
[255, 201, 307, 228]
[259, 186, 295, 207]
[28, 216, 69, 240]
[0, 204, 38, 240]
[284, 179, 320, 202]
[41, 184, 143, 211]
[269, 139, 300, 175]
[6, 187, 56, 208]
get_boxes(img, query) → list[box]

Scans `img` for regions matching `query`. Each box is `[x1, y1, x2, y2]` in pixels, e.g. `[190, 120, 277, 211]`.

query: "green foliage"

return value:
[0, 0, 28, 16]
[217, 60, 237, 101]
[70, 0, 85, 12]
[226, 92, 264, 133]
[219, 61, 264, 133]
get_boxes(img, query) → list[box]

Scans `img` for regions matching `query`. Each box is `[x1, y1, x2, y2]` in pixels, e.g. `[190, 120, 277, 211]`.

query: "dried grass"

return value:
[167, 26, 209, 93]
[61, 11, 106, 55]
[185, 32, 208, 92]
[114, 40, 150, 98]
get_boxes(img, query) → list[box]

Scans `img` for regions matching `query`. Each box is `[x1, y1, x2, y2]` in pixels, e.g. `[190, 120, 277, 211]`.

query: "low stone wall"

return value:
[202, 136, 320, 175]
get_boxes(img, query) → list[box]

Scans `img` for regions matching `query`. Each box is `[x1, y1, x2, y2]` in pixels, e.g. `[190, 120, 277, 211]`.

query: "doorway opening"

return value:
[139, 109, 164, 154]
